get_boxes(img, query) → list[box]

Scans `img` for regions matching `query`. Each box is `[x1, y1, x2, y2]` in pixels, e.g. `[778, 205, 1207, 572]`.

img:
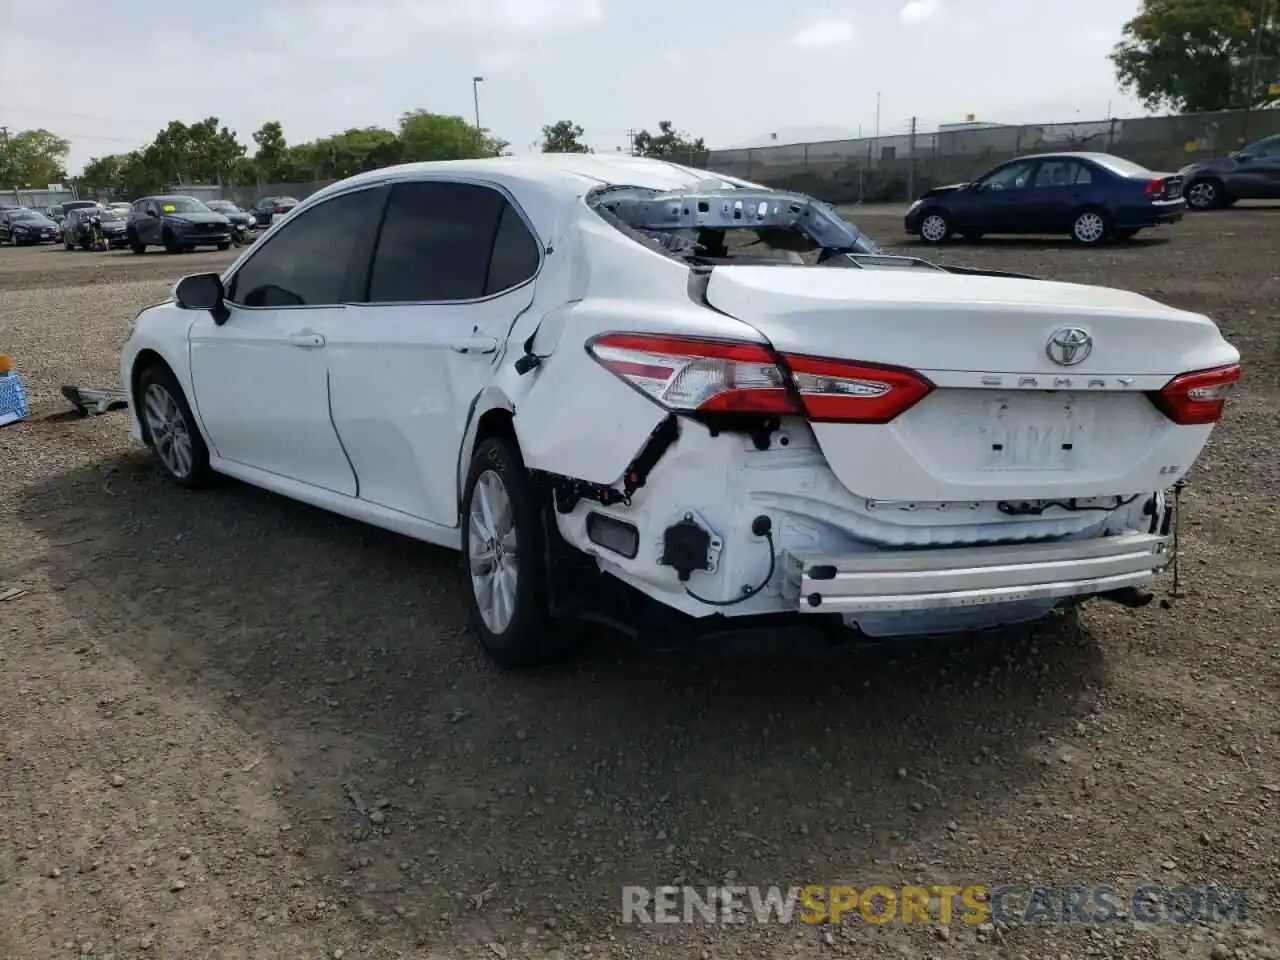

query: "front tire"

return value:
[137, 363, 214, 489]
[918, 209, 952, 245]
[163, 229, 182, 254]
[1071, 207, 1110, 246]
[461, 436, 558, 668]
[216, 241, 231, 251]
[127, 229, 146, 254]
[1185, 178, 1223, 211]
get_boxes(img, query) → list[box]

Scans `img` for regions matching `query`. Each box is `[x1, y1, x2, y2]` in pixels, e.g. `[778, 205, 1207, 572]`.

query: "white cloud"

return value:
[787, 17, 857, 49]
[899, 0, 940, 24]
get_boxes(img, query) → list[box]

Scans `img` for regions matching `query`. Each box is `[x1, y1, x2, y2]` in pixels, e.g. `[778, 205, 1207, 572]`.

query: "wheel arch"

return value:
[456, 389, 519, 522]
[129, 348, 172, 443]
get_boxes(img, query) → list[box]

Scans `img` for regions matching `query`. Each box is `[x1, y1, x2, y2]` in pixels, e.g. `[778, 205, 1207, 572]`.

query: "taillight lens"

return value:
[275, 205, 286, 213]
[585, 333, 934, 424]
[783, 354, 934, 423]
[586, 334, 796, 414]
[1150, 363, 1240, 424]
[1144, 178, 1165, 195]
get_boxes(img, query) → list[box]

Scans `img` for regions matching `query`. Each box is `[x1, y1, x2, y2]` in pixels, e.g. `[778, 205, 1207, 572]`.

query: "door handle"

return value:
[450, 336, 499, 354]
[287, 333, 325, 348]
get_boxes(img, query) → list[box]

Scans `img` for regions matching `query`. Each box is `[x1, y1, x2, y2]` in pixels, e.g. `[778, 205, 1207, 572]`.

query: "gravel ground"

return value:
[1, 213, 1278, 960]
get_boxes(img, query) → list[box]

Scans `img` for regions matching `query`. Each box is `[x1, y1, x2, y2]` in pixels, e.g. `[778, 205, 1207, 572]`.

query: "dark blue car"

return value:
[904, 152, 1186, 246]
[1179, 133, 1280, 210]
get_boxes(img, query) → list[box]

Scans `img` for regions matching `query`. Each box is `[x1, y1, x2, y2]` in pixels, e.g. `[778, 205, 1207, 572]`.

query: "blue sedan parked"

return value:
[904, 152, 1186, 246]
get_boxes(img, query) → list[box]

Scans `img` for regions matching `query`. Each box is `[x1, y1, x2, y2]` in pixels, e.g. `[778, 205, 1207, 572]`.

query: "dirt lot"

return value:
[1, 212, 1278, 960]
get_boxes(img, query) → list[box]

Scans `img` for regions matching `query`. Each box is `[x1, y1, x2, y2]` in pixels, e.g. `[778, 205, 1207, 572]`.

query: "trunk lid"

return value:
[703, 265, 1239, 502]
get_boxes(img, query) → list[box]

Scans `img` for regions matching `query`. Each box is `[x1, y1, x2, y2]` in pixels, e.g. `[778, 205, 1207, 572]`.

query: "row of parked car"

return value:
[0, 195, 300, 252]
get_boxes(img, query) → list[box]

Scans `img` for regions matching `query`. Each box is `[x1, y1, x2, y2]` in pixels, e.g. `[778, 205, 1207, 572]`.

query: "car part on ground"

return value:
[119, 154, 1240, 667]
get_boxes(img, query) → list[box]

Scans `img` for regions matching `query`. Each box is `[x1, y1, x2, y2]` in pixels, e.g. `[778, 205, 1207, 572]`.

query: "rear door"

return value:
[1021, 158, 1096, 232]
[325, 178, 542, 527]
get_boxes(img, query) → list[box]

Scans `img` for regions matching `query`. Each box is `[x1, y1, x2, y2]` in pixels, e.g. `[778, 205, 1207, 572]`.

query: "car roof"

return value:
[318, 154, 760, 200]
[147, 194, 200, 202]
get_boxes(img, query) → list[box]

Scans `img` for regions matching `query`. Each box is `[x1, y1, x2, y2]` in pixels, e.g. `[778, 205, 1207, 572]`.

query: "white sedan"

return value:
[120, 154, 1241, 666]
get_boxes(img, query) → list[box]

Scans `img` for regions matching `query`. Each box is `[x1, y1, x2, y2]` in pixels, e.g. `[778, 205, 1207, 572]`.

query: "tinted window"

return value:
[483, 203, 540, 294]
[367, 181, 506, 302]
[227, 188, 384, 307]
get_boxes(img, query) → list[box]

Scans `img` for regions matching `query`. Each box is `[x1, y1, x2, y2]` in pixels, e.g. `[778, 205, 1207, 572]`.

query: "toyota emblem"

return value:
[1045, 327, 1093, 366]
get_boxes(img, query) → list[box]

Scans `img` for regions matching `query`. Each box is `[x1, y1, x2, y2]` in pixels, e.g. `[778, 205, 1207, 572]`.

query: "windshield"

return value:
[208, 201, 238, 212]
[97, 211, 124, 221]
[11, 209, 44, 220]
[157, 197, 210, 213]
[1090, 155, 1152, 178]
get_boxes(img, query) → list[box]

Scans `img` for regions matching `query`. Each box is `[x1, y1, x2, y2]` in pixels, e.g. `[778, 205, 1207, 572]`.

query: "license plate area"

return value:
[977, 394, 1099, 472]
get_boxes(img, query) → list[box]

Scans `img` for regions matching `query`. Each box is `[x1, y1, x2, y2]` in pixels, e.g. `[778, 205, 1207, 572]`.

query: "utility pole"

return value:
[472, 76, 484, 131]
[907, 116, 917, 203]
[626, 128, 637, 156]
[873, 92, 882, 170]
[1243, 0, 1270, 141]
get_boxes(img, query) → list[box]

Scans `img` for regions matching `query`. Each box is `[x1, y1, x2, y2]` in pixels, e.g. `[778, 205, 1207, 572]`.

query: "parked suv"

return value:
[247, 196, 299, 227]
[127, 195, 232, 254]
[1180, 134, 1280, 210]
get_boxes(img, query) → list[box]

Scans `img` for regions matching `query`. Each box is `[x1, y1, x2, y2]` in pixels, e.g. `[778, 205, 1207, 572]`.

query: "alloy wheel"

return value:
[142, 383, 194, 479]
[468, 469, 519, 634]
[1073, 211, 1106, 244]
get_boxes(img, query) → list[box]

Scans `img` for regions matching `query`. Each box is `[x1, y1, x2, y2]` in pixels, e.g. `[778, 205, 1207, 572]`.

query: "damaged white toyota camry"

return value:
[120, 154, 1241, 666]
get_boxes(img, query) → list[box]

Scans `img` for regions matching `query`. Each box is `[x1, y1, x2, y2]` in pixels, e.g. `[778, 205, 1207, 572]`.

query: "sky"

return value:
[0, 0, 1149, 176]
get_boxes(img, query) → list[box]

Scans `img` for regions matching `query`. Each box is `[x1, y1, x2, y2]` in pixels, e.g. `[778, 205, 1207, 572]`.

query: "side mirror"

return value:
[1236, 152, 1252, 162]
[175, 272, 225, 315]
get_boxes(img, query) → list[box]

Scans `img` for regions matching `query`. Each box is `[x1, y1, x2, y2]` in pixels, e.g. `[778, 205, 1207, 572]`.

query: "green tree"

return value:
[0, 128, 71, 187]
[251, 120, 291, 181]
[79, 154, 129, 193]
[398, 110, 506, 162]
[540, 120, 590, 153]
[307, 127, 404, 179]
[632, 120, 707, 161]
[1111, 0, 1280, 112]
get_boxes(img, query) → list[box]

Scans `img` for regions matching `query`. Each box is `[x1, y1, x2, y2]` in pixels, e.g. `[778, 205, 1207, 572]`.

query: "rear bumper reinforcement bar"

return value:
[781, 532, 1168, 614]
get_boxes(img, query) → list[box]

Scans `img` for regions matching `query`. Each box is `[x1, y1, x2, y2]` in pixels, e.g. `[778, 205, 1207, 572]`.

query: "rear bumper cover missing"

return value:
[781, 532, 1167, 614]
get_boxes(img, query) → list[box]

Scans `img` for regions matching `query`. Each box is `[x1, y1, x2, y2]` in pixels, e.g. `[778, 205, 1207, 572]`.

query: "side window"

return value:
[366, 181, 509, 302]
[484, 202, 541, 294]
[226, 188, 384, 308]
[981, 161, 1035, 191]
[1073, 164, 1093, 185]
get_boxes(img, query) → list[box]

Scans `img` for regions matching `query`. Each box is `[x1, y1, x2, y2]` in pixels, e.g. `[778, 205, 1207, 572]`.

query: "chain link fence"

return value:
[690, 107, 1280, 204]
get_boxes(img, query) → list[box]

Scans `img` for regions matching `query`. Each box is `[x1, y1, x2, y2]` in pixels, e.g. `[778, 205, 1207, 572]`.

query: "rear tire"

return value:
[1185, 178, 1224, 211]
[461, 436, 561, 668]
[136, 363, 214, 489]
[918, 209, 952, 245]
[1070, 207, 1110, 246]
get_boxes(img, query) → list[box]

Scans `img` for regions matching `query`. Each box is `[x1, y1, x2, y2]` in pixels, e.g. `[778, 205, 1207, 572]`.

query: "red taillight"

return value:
[1145, 178, 1166, 195]
[275, 205, 286, 213]
[585, 333, 933, 424]
[782, 354, 934, 424]
[1150, 363, 1240, 425]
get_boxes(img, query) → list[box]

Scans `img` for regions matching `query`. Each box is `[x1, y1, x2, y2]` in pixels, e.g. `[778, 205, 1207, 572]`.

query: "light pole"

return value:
[472, 76, 484, 131]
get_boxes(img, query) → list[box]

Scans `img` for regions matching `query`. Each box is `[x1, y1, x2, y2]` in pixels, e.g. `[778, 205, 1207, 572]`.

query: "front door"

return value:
[187, 183, 388, 495]
[968, 159, 1037, 234]
[325, 179, 543, 527]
